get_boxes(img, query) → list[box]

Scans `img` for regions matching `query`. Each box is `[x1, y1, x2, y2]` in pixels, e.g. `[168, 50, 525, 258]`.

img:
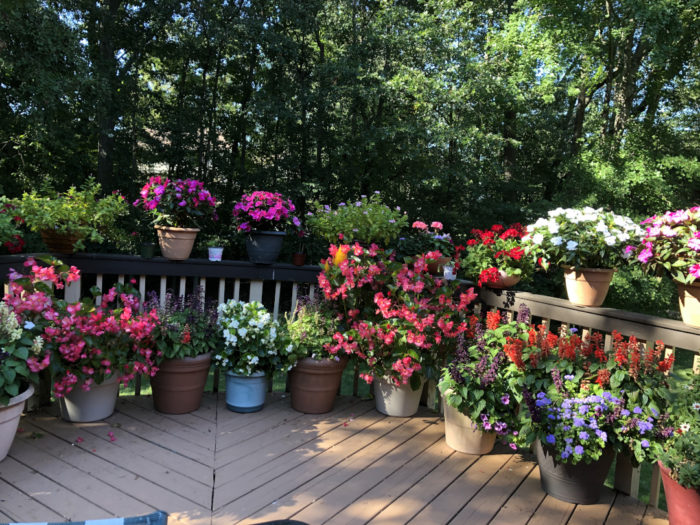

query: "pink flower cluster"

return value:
[134, 176, 217, 228]
[233, 191, 301, 232]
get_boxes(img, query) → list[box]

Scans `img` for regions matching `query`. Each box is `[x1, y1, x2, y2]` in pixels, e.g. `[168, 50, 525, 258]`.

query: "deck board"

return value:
[0, 393, 668, 525]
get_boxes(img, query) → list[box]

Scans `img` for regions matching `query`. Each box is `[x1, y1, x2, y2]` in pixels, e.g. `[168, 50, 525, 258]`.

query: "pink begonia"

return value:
[690, 264, 700, 280]
[412, 221, 428, 230]
[430, 221, 443, 230]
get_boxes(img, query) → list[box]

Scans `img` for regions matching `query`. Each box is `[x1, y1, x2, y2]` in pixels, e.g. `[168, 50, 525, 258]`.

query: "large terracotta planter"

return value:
[155, 225, 200, 260]
[373, 376, 425, 417]
[289, 356, 349, 414]
[40, 230, 82, 254]
[678, 281, 700, 328]
[151, 353, 212, 414]
[0, 384, 34, 461]
[535, 439, 614, 504]
[485, 270, 521, 289]
[659, 461, 700, 525]
[58, 375, 120, 422]
[563, 267, 615, 307]
[245, 230, 286, 264]
[443, 401, 496, 454]
[225, 371, 268, 413]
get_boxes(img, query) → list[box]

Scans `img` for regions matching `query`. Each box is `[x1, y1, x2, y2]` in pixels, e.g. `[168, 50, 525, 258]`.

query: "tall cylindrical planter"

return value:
[225, 371, 268, 413]
[678, 281, 700, 328]
[563, 267, 615, 307]
[373, 376, 425, 417]
[155, 225, 200, 261]
[659, 461, 700, 525]
[289, 356, 349, 414]
[0, 384, 34, 461]
[151, 353, 212, 414]
[245, 231, 286, 264]
[58, 375, 121, 422]
[534, 439, 614, 504]
[443, 402, 496, 454]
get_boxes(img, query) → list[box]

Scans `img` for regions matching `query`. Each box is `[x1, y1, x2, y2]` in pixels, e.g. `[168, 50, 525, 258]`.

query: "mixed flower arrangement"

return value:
[232, 191, 300, 232]
[397, 221, 454, 258]
[461, 223, 532, 286]
[4, 257, 160, 397]
[135, 176, 218, 228]
[626, 206, 700, 284]
[285, 296, 341, 361]
[525, 207, 642, 270]
[215, 299, 295, 375]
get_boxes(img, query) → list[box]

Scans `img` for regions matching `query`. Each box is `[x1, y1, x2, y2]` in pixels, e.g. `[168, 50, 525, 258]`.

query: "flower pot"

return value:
[678, 281, 700, 328]
[140, 242, 156, 258]
[289, 356, 349, 414]
[225, 370, 268, 413]
[373, 376, 425, 417]
[40, 230, 82, 254]
[427, 256, 452, 275]
[292, 252, 307, 266]
[150, 353, 212, 414]
[485, 270, 521, 289]
[58, 375, 121, 422]
[562, 267, 615, 307]
[155, 225, 200, 261]
[208, 246, 224, 262]
[443, 401, 496, 454]
[534, 439, 614, 504]
[659, 461, 700, 525]
[245, 230, 286, 264]
[0, 384, 34, 461]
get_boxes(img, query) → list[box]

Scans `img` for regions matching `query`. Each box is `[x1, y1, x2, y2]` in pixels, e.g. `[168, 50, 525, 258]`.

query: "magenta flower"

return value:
[690, 264, 700, 280]
[637, 247, 654, 264]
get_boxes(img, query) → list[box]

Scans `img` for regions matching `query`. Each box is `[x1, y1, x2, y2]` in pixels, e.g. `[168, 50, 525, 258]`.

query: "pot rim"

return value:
[5, 383, 35, 407]
[154, 225, 201, 232]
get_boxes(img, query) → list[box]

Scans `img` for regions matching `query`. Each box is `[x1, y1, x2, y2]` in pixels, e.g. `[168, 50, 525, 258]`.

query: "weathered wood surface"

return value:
[0, 393, 667, 525]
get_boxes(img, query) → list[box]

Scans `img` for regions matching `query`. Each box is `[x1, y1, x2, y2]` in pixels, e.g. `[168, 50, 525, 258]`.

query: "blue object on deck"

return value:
[1, 511, 168, 525]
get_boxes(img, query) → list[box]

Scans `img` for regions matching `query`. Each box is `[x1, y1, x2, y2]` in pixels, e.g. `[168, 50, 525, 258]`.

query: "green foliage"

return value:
[0, 302, 42, 406]
[284, 298, 337, 360]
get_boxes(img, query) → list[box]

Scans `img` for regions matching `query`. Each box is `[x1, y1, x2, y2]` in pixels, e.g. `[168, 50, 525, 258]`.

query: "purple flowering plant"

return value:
[134, 176, 218, 228]
[232, 191, 300, 232]
[625, 206, 700, 284]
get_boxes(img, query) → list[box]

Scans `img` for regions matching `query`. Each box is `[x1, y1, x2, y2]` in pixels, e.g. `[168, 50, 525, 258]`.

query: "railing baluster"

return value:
[291, 283, 298, 313]
[540, 318, 550, 329]
[138, 275, 146, 311]
[233, 279, 240, 301]
[309, 284, 315, 301]
[118, 274, 125, 285]
[249, 280, 264, 303]
[179, 276, 186, 297]
[273, 281, 281, 321]
[159, 276, 167, 305]
[95, 274, 103, 306]
[218, 278, 225, 304]
[199, 276, 206, 295]
[694, 354, 700, 374]
[649, 462, 662, 508]
[65, 275, 81, 303]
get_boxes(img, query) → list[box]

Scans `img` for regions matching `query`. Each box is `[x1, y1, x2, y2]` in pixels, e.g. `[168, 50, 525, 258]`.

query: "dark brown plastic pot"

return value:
[292, 252, 307, 266]
[289, 356, 349, 414]
[151, 353, 212, 414]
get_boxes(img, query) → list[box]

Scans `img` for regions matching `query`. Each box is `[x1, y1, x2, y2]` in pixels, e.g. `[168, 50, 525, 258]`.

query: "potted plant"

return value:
[319, 244, 478, 417]
[5, 257, 160, 422]
[398, 220, 454, 275]
[460, 223, 533, 288]
[657, 370, 700, 525]
[438, 316, 521, 454]
[307, 192, 408, 247]
[626, 206, 700, 327]
[285, 296, 351, 414]
[525, 207, 642, 306]
[146, 290, 221, 414]
[205, 236, 225, 262]
[134, 176, 218, 260]
[291, 229, 309, 266]
[232, 191, 300, 264]
[215, 300, 296, 412]
[12, 179, 128, 254]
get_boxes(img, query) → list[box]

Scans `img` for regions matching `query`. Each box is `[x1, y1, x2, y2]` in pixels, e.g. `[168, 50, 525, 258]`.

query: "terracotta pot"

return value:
[58, 375, 120, 422]
[245, 230, 286, 264]
[40, 230, 82, 254]
[225, 371, 268, 413]
[0, 384, 34, 461]
[289, 356, 349, 414]
[535, 439, 614, 504]
[151, 353, 212, 414]
[427, 256, 452, 275]
[373, 376, 425, 417]
[292, 252, 307, 266]
[659, 461, 700, 525]
[563, 267, 615, 307]
[443, 401, 496, 454]
[678, 281, 700, 328]
[485, 270, 521, 289]
[155, 225, 200, 260]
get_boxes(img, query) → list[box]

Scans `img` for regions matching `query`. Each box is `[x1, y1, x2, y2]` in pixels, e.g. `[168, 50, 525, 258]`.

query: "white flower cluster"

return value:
[0, 302, 22, 343]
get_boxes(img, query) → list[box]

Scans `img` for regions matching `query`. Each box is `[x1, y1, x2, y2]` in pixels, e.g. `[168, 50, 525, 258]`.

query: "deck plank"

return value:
[117, 397, 217, 440]
[568, 487, 615, 525]
[0, 478, 64, 523]
[605, 493, 646, 524]
[527, 494, 575, 524]
[490, 465, 546, 525]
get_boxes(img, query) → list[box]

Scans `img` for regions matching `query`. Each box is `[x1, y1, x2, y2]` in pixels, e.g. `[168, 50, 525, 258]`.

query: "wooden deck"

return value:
[0, 393, 668, 525]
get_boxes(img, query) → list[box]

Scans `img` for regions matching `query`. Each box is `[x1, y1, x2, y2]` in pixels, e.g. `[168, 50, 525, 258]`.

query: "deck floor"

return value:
[0, 393, 668, 525]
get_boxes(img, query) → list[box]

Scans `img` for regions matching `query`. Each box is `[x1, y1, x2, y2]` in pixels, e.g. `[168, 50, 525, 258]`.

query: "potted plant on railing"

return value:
[524, 207, 642, 306]
[215, 300, 296, 412]
[134, 176, 218, 261]
[460, 223, 533, 288]
[438, 312, 521, 454]
[285, 296, 352, 414]
[12, 179, 128, 254]
[205, 236, 225, 262]
[657, 370, 700, 525]
[319, 243, 478, 417]
[146, 290, 221, 414]
[397, 220, 455, 275]
[5, 257, 160, 422]
[232, 191, 300, 264]
[625, 206, 700, 327]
